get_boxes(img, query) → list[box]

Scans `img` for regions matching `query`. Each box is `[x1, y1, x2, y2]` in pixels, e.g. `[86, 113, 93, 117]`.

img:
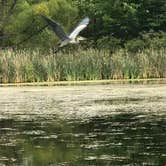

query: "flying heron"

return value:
[41, 15, 90, 49]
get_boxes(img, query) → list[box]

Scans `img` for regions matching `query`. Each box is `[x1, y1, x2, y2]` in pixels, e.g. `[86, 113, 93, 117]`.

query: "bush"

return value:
[125, 38, 145, 52]
[141, 31, 166, 49]
[97, 36, 121, 51]
[125, 31, 166, 52]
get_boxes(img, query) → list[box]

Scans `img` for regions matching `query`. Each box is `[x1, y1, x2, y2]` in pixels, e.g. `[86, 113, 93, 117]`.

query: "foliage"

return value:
[0, 48, 165, 83]
[0, 1, 166, 82]
[125, 31, 166, 52]
[1, 0, 166, 48]
[96, 36, 121, 51]
[125, 38, 145, 52]
[141, 31, 166, 49]
[76, 0, 166, 40]
[0, 0, 78, 47]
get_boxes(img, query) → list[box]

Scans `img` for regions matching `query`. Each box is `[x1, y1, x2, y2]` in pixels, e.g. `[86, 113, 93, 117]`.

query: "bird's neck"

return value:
[70, 38, 79, 44]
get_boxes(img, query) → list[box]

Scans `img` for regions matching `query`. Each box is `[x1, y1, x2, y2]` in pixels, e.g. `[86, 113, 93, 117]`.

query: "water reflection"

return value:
[0, 113, 166, 166]
[0, 84, 166, 165]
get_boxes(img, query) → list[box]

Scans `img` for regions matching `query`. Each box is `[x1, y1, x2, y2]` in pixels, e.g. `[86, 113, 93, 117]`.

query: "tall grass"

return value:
[0, 48, 165, 83]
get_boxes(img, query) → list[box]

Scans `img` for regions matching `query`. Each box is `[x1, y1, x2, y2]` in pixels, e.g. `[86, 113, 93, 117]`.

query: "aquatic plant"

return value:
[0, 47, 165, 83]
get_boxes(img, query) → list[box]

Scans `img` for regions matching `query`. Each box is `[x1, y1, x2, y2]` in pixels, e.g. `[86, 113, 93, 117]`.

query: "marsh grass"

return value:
[0, 48, 165, 83]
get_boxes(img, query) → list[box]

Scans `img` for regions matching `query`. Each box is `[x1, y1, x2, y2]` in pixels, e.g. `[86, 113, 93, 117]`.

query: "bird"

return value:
[41, 15, 90, 50]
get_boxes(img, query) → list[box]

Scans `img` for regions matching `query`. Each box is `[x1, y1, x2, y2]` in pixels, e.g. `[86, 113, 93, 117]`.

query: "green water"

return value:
[0, 83, 166, 166]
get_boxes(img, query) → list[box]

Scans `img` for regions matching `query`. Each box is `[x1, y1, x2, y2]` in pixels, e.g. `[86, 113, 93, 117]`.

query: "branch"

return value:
[16, 25, 48, 46]
[1, 0, 17, 29]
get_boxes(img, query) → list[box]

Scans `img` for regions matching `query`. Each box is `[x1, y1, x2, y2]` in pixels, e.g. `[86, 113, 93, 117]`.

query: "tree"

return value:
[74, 0, 166, 41]
[1, 0, 166, 48]
[1, 0, 78, 47]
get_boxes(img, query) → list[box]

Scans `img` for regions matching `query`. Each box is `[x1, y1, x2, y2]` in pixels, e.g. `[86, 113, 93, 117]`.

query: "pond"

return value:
[0, 82, 166, 165]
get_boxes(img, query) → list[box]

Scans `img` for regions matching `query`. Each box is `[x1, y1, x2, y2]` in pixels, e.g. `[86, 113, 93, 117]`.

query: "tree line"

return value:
[0, 0, 166, 51]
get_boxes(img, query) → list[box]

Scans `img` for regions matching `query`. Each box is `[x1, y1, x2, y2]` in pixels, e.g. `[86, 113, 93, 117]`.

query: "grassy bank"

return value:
[0, 48, 165, 83]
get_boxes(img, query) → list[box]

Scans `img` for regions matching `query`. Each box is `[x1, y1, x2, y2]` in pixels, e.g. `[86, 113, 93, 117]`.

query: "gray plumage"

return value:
[41, 15, 69, 41]
[41, 15, 90, 48]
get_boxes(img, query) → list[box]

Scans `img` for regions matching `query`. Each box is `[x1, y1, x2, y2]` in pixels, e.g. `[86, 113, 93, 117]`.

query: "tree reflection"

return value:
[0, 113, 166, 166]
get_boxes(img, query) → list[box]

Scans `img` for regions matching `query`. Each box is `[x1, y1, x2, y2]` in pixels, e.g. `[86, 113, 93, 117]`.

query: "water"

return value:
[0, 83, 166, 166]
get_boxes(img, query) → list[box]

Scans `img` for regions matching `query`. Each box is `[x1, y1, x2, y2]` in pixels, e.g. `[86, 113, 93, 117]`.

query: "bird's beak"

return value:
[78, 36, 87, 41]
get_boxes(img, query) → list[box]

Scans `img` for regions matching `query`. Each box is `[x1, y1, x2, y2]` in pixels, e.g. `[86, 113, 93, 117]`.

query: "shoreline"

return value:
[0, 78, 166, 87]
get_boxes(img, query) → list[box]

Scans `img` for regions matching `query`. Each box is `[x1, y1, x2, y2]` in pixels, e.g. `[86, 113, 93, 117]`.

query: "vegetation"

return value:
[0, 48, 165, 83]
[0, 0, 166, 48]
[0, 0, 166, 83]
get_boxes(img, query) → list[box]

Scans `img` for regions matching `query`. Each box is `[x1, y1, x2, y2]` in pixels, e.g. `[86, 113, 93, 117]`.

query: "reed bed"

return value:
[0, 48, 165, 83]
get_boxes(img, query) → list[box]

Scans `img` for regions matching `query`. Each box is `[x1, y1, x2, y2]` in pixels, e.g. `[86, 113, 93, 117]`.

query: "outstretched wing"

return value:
[69, 17, 90, 39]
[41, 15, 69, 41]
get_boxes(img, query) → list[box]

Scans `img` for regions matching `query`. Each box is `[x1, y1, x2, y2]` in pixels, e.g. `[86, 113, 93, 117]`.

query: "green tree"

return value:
[1, 0, 166, 48]
[75, 0, 166, 42]
[1, 0, 78, 47]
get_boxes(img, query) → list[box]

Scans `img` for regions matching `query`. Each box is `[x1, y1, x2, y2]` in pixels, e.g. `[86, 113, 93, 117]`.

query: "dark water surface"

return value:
[0, 83, 166, 166]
